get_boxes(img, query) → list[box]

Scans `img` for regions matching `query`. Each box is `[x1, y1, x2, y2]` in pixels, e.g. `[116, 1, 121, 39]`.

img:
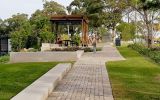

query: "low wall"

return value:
[10, 50, 84, 63]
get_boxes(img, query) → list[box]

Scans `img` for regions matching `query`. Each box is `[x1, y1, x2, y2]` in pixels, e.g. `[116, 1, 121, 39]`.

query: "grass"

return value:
[107, 46, 160, 100]
[0, 62, 61, 100]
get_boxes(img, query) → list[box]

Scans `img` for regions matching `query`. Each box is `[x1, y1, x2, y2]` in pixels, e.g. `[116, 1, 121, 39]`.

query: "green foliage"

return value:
[8, 14, 31, 51]
[61, 34, 70, 40]
[103, 0, 127, 29]
[98, 27, 108, 36]
[128, 44, 160, 63]
[138, 0, 160, 10]
[43, 1, 66, 15]
[83, 47, 102, 52]
[86, 0, 105, 28]
[11, 28, 30, 51]
[30, 12, 49, 29]
[72, 33, 81, 46]
[0, 55, 9, 64]
[39, 26, 55, 43]
[5, 13, 29, 32]
[27, 48, 38, 52]
[51, 47, 102, 52]
[107, 46, 160, 100]
[29, 10, 51, 49]
[2, 1, 66, 51]
[116, 22, 136, 41]
[0, 19, 7, 35]
[28, 1, 66, 49]
[68, 0, 126, 35]
[68, 0, 105, 28]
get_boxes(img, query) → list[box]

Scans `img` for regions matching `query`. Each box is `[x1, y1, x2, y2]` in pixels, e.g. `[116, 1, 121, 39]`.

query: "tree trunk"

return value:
[144, 10, 152, 48]
[112, 27, 116, 43]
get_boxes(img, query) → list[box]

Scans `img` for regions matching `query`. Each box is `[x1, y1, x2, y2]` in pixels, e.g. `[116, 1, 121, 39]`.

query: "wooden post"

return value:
[84, 21, 87, 46]
[82, 20, 84, 46]
[55, 22, 58, 43]
[85, 22, 89, 46]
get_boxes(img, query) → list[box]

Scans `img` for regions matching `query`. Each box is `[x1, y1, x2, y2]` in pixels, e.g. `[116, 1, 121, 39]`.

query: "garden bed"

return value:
[128, 44, 160, 63]
[51, 47, 102, 52]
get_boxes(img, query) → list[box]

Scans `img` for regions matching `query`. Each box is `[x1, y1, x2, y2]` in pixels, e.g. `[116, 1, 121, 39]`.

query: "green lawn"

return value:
[107, 47, 160, 100]
[0, 62, 60, 100]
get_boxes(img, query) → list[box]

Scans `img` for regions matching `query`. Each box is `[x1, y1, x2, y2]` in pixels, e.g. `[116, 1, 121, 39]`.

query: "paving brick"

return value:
[47, 44, 125, 100]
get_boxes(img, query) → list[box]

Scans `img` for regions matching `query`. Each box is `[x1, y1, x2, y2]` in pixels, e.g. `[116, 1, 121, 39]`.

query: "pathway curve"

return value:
[47, 43, 125, 100]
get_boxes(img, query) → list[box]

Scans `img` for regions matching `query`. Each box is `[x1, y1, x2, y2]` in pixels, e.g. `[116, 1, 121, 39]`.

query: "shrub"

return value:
[51, 47, 80, 52]
[83, 47, 93, 52]
[0, 55, 9, 64]
[150, 47, 160, 51]
[128, 44, 160, 63]
[51, 47, 102, 52]
[28, 48, 38, 52]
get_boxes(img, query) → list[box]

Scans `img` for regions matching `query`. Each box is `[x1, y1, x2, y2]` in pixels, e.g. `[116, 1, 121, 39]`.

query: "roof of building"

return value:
[50, 15, 88, 23]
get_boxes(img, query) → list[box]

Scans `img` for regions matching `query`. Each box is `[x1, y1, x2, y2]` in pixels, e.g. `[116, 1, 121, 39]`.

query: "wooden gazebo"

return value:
[50, 15, 89, 46]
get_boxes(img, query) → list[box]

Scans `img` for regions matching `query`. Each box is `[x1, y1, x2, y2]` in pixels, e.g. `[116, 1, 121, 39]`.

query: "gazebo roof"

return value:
[50, 15, 88, 23]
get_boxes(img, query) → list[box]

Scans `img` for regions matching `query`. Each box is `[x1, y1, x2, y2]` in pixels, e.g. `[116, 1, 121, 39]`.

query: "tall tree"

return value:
[116, 22, 136, 41]
[68, 0, 105, 30]
[5, 13, 29, 33]
[43, 1, 66, 16]
[102, 0, 128, 41]
[0, 19, 5, 35]
[68, 0, 127, 40]
[5, 13, 32, 51]
[129, 0, 160, 48]
[29, 1, 65, 48]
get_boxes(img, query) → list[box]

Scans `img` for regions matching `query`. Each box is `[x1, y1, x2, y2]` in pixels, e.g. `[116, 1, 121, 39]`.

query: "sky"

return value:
[0, 0, 73, 20]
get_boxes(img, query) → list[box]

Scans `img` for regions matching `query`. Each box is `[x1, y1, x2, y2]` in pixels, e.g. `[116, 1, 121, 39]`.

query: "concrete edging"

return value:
[11, 63, 72, 100]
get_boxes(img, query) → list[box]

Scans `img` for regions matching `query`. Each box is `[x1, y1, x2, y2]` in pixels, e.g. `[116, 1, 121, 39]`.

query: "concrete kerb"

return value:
[11, 63, 72, 100]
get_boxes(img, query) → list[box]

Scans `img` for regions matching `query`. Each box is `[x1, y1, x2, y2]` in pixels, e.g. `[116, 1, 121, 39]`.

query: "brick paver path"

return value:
[47, 44, 125, 100]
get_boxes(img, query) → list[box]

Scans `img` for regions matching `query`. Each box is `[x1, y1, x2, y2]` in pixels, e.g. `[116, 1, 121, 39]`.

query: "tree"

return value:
[103, 0, 129, 41]
[5, 13, 29, 32]
[42, 1, 66, 16]
[68, 0, 105, 29]
[116, 22, 136, 41]
[68, 0, 127, 41]
[5, 13, 31, 51]
[29, 1, 66, 48]
[39, 25, 55, 43]
[98, 27, 108, 36]
[0, 19, 6, 35]
[128, 0, 160, 48]
[11, 29, 30, 51]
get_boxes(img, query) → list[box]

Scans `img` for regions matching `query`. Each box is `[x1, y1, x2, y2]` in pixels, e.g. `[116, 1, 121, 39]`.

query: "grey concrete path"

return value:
[47, 43, 125, 100]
